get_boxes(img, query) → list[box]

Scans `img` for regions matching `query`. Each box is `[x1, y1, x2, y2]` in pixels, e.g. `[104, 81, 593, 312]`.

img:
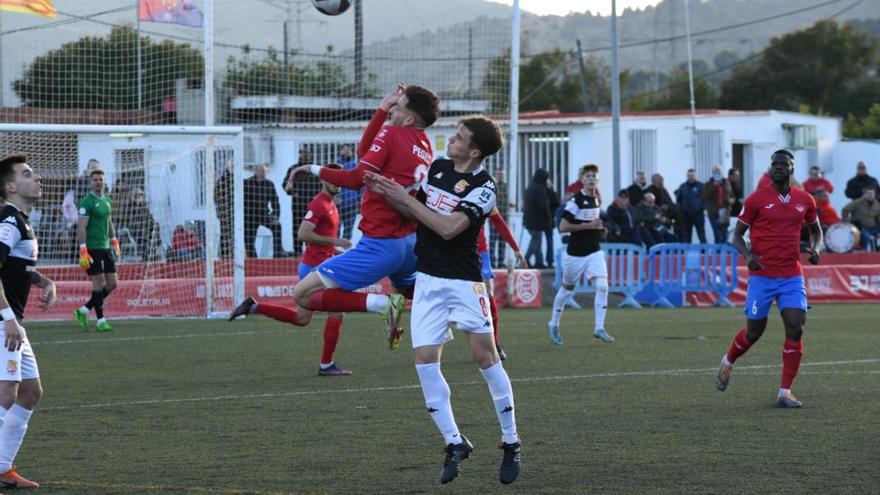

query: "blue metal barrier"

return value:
[646, 243, 739, 308]
[554, 243, 646, 308]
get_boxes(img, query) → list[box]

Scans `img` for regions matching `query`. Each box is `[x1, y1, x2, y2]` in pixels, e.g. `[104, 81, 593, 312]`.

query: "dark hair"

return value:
[772, 149, 794, 161]
[458, 115, 504, 161]
[89, 169, 105, 178]
[809, 165, 821, 172]
[617, 189, 629, 198]
[0, 154, 27, 200]
[404, 85, 440, 128]
[581, 164, 599, 174]
[687, 168, 696, 173]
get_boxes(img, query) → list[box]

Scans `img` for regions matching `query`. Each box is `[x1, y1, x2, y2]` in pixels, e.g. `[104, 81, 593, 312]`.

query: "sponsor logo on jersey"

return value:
[304, 210, 314, 220]
[433, 172, 443, 179]
[425, 186, 460, 214]
[411, 145, 432, 162]
[369, 144, 382, 153]
[0, 223, 15, 243]
[453, 179, 469, 194]
[6, 360, 17, 376]
[79, 207, 87, 215]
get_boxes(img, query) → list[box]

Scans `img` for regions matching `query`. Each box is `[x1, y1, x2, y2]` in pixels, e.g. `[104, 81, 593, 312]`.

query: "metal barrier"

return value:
[646, 243, 739, 308]
[554, 243, 646, 308]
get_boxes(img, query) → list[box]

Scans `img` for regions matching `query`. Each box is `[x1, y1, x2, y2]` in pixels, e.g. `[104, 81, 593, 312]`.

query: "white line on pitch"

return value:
[30, 330, 279, 346]
[38, 358, 879, 412]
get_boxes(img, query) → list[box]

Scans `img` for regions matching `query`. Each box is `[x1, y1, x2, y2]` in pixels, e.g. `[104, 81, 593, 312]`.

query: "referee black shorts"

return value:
[87, 248, 117, 276]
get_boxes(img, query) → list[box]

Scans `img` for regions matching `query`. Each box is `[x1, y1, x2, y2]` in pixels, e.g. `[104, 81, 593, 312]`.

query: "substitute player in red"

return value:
[287, 84, 439, 350]
[715, 149, 822, 408]
[229, 164, 354, 376]
[477, 211, 526, 360]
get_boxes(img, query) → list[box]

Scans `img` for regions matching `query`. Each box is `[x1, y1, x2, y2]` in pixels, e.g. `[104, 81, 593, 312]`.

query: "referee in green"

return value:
[74, 168, 120, 332]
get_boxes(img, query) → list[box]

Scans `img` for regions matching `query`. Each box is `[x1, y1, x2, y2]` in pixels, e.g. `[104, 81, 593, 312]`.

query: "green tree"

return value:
[14, 25, 203, 111]
[627, 61, 717, 111]
[720, 20, 878, 118]
[844, 103, 880, 139]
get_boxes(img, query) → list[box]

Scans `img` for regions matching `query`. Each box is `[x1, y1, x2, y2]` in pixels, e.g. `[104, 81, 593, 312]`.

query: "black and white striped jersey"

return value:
[0, 203, 38, 320]
[415, 159, 497, 282]
[562, 190, 603, 257]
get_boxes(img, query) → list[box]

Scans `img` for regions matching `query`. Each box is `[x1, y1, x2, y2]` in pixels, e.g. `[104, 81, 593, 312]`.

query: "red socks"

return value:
[725, 328, 752, 364]
[308, 289, 368, 312]
[321, 315, 344, 365]
[489, 294, 500, 344]
[255, 303, 304, 326]
[781, 338, 804, 389]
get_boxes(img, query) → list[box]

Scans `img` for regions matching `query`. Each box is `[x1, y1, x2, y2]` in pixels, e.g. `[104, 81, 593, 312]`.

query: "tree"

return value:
[483, 48, 617, 113]
[626, 61, 717, 111]
[14, 25, 203, 111]
[844, 103, 880, 139]
[720, 20, 878, 118]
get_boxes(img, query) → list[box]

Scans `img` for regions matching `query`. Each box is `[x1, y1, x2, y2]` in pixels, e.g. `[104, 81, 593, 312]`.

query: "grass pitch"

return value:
[20, 303, 879, 494]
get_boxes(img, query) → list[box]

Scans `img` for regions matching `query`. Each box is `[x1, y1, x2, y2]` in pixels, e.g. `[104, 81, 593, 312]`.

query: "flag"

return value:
[0, 0, 57, 18]
[139, 0, 202, 28]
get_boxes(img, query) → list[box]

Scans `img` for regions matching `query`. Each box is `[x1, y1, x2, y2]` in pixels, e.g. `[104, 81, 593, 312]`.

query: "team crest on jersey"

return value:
[795, 205, 805, 213]
[472, 283, 487, 295]
[6, 360, 17, 375]
[0, 223, 14, 242]
[304, 210, 314, 220]
[453, 179, 469, 194]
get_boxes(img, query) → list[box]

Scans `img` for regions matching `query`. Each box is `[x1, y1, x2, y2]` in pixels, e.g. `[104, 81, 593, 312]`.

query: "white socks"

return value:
[550, 287, 572, 327]
[594, 286, 608, 331]
[365, 294, 387, 313]
[415, 363, 462, 446]
[480, 361, 519, 444]
[0, 404, 31, 472]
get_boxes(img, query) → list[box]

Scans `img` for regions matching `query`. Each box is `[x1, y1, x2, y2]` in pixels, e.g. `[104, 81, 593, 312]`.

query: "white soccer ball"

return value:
[311, 0, 352, 16]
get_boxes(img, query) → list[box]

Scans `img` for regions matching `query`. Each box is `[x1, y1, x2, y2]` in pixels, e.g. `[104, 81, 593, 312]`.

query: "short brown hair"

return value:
[0, 154, 27, 200]
[90, 169, 105, 178]
[404, 85, 440, 128]
[458, 115, 504, 161]
[581, 164, 599, 174]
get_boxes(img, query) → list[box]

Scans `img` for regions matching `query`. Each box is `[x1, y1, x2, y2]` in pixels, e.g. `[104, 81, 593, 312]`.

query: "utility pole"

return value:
[611, 0, 621, 194]
[354, 0, 363, 95]
[576, 39, 589, 113]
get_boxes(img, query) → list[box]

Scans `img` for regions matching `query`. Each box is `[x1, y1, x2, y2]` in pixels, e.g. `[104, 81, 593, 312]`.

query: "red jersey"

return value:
[301, 191, 339, 267]
[738, 184, 818, 278]
[357, 116, 432, 238]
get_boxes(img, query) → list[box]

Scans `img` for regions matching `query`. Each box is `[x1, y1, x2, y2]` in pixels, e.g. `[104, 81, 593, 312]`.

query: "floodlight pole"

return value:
[611, 0, 621, 194]
[684, 0, 698, 170]
[576, 39, 590, 113]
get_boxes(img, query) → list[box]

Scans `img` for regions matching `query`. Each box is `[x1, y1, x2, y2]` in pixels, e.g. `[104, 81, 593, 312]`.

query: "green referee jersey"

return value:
[78, 192, 112, 249]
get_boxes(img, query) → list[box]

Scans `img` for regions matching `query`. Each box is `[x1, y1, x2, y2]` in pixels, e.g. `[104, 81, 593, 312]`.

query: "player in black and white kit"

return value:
[0, 154, 58, 489]
[365, 116, 521, 485]
[547, 164, 615, 344]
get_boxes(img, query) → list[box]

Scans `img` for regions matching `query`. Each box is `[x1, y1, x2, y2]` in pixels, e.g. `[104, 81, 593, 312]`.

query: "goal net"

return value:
[0, 124, 245, 319]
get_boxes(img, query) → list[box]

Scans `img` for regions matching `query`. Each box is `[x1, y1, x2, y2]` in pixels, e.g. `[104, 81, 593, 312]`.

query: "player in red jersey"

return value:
[287, 84, 440, 350]
[477, 211, 526, 360]
[715, 150, 823, 408]
[229, 164, 355, 376]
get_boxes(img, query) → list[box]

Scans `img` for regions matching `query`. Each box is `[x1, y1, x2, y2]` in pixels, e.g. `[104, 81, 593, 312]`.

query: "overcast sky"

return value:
[489, 0, 663, 16]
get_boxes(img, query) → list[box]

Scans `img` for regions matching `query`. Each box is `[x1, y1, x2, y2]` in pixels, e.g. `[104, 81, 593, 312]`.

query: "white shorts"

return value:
[410, 272, 494, 348]
[561, 250, 607, 286]
[0, 322, 39, 382]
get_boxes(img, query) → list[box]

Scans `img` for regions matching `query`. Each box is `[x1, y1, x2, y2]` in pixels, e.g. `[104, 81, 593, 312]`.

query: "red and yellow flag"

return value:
[0, 0, 57, 18]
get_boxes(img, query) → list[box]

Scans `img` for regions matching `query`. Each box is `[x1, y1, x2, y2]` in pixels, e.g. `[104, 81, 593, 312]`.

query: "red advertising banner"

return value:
[24, 270, 543, 321]
[690, 264, 880, 306]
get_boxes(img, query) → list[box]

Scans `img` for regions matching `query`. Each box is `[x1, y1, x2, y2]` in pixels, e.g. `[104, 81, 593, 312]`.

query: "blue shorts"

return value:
[298, 263, 315, 281]
[317, 234, 417, 291]
[743, 275, 808, 320]
[480, 252, 494, 280]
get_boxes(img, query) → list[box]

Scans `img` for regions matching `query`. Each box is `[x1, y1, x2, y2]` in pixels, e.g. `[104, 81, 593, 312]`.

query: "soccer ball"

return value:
[311, 0, 351, 16]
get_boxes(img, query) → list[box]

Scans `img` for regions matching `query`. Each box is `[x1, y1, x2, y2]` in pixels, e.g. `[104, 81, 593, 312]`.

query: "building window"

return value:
[630, 129, 657, 178]
[510, 131, 569, 209]
[782, 124, 817, 149]
[695, 129, 724, 181]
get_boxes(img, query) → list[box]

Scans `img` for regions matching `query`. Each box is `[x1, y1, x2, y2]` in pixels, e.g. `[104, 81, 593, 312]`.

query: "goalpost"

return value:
[0, 124, 245, 319]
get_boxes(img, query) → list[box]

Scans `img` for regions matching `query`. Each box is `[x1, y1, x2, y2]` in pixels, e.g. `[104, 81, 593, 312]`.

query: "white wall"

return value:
[828, 140, 880, 212]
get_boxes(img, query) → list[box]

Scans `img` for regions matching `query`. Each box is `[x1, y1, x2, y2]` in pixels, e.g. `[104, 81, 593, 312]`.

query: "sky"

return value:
[489, 0, 664, 17]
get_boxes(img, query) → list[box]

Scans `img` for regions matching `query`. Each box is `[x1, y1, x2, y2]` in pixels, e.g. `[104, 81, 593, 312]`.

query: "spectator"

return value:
[523, 168, 552, 269]
[74, 158, 104, 201]
[844, 161, 879, 200]
[490, 168, 512, 267]
[814, 189, 840, 228]
[803, 166, 834, 196]
[120, 188, 161, 260]
[606, 189, 641, 245]
[646, 172, 677, 236]
[244, 165, 288, 258]
[635, 192, 675, 246]
[215, 160, 234, 258]
[171, 220, 204, 261]
[626, 170, 648, 206]
[728, 168, 744, 217]
[546, 178, 560, 268]
[110, 178, 131, 211]
[703, 164, 735, 243]
[335, 144, 361, 240]
[675, 169, 707, 243]
[284, 147, 321, 257]
[842, 188, 880, 251]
